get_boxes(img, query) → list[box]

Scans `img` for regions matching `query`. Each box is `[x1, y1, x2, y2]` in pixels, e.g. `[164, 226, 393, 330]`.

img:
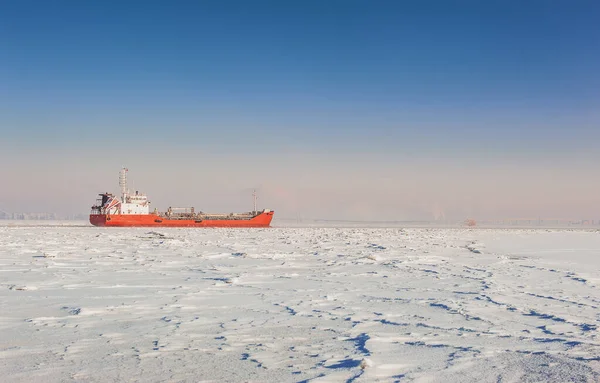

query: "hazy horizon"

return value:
[2, 1, 599, 221]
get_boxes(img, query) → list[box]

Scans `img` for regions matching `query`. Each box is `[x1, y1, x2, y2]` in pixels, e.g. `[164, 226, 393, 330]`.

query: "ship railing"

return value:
[90, 205, 103, 215]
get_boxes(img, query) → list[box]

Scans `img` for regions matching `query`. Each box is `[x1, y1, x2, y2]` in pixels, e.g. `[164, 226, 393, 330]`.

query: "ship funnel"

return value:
[119, 167, 128, 200]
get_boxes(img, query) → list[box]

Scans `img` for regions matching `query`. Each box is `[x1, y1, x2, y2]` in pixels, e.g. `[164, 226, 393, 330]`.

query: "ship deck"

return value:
[159, 212, 259, 221]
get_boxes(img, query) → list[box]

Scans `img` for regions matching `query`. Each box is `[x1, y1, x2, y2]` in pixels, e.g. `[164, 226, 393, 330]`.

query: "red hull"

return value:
[90, 211, 274, 228]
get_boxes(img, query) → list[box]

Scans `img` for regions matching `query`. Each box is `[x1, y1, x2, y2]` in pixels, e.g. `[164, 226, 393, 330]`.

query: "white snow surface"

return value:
[1, 225, 600, 382]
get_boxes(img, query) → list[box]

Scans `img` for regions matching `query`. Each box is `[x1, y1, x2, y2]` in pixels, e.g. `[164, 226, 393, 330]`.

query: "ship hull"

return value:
[90, 211, 274, 228]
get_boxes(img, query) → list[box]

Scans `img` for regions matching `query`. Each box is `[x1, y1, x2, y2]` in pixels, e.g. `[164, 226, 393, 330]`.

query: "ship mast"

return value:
[119, 167, 128, 201]
[253, 189, 257, 213]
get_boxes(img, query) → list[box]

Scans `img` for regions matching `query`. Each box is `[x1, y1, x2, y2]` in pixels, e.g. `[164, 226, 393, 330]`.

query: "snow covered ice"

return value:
[1, 224, 600, 382]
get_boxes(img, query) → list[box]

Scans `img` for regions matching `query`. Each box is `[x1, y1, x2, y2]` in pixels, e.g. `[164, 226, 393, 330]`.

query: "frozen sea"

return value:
[1, 222, 600, 382]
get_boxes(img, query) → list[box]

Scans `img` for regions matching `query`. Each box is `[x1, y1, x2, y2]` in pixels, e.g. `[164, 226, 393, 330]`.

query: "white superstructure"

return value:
[118, 167, 150, 215]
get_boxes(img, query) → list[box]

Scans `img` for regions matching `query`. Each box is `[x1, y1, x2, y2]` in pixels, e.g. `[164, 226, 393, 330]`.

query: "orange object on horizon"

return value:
[90, 210, 274, 228]
[89, 168, 274, 228]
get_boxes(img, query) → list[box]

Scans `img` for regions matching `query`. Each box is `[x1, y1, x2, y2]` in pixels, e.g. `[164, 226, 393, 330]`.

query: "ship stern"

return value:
[89, 214, 107, 227]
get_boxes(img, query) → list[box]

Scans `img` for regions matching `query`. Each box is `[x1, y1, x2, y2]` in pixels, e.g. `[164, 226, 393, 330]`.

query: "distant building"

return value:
[0, 212, 59, 220]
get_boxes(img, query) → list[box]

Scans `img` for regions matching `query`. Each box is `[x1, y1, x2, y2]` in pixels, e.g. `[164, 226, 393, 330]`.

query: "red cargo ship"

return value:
[90, 168, 274, 228]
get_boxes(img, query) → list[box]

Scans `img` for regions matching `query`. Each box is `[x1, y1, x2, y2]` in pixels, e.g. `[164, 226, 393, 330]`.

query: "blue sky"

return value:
[1, 1, 599, 220]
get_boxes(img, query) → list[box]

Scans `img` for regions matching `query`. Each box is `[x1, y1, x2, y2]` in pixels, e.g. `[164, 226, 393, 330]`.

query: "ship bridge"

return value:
[121, 191, 150, 215]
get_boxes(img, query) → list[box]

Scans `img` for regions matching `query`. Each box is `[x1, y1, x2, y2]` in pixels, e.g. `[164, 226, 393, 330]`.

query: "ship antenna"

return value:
[119, 167, 128, 200]
[253, 189, 257, 213]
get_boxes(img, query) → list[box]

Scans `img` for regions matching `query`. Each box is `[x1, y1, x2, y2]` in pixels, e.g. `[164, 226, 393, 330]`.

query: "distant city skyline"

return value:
[1, 1, 599, 221]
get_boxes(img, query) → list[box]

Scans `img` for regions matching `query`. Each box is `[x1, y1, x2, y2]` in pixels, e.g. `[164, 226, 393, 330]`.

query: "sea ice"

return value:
[1, 223, 599, 382]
